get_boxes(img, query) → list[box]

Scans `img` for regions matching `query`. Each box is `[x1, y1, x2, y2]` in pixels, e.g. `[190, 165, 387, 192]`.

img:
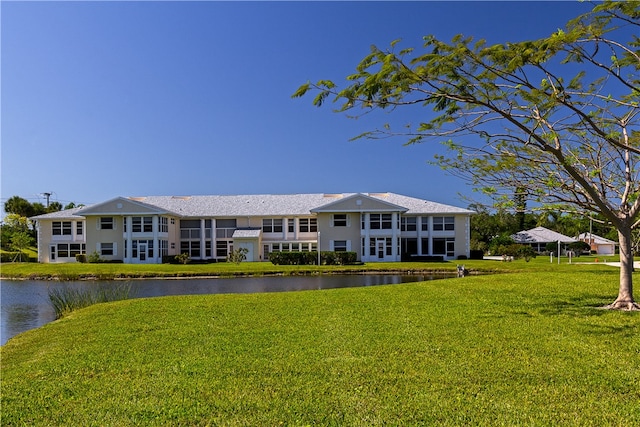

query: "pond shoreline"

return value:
[1, 268, 465, 282]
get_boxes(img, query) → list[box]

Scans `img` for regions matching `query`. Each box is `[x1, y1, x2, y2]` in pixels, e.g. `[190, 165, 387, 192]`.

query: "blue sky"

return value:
[1, 1, 592, 212]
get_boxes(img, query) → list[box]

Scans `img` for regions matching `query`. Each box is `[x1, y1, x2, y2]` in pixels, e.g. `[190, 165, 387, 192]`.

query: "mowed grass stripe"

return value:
[2, 269, 639, 425]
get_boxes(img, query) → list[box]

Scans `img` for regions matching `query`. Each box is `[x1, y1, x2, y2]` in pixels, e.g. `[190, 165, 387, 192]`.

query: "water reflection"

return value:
[1, 274, 440, 345]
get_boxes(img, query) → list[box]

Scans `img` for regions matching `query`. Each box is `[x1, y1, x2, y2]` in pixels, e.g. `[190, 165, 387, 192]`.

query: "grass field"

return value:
[1, 258, 639, 425]
[0, 253, 621, 280]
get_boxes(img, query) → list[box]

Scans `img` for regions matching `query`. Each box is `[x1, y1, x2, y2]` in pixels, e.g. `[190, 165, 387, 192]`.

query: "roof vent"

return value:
[323, 193, 343, 198]
[171, 196, 191, 200]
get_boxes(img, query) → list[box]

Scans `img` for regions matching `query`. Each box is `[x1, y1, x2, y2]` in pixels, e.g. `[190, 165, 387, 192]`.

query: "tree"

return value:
[4, 196, 36, 218]
[294, 1, 640, 309]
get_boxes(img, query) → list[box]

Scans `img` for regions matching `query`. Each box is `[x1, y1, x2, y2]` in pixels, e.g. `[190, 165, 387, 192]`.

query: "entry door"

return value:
[237, 242, 253, 262]
[139, 244, 147, 261]
[377, 239, 385, 259]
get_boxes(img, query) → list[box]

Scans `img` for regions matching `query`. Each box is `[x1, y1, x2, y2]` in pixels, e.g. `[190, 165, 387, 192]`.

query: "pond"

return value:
[1, 274, 446, 345]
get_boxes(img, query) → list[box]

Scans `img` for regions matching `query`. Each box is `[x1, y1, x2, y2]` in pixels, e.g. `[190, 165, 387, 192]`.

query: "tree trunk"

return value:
[608, 225, 640, 310]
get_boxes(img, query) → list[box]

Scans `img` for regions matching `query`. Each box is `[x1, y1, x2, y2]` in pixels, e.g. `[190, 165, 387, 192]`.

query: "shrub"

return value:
[568, 241, 591, 255]
[227, 248, 249, 264]
[48, 282, 136, 319]
[517, 245, 537, 262]
[87, 251, 102, 263]
[76, 254, 87, 263]
[174, 253, 190, 265]
[269, 251, 358, 265]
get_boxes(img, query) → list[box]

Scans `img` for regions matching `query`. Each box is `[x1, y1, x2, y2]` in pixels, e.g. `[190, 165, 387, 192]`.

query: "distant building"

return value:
[576, 232, 617, 255]
[511, 226, 576, 253]
[31, 192, 474, 264]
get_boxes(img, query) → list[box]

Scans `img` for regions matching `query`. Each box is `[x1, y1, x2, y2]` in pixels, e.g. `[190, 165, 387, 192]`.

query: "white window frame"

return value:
[332, 214, 350, 227]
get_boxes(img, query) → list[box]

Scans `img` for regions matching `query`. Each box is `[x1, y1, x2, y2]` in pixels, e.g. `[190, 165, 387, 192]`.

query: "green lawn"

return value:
[2, 259, 639, 425]
[0, 254, 616, 280]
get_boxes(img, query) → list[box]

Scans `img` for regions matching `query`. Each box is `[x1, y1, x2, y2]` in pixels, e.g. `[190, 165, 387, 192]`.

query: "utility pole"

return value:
[42, 192, 52, 208]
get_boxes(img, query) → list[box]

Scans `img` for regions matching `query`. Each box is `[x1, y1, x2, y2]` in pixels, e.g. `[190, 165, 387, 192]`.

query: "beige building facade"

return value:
[31, 192, 474, 264]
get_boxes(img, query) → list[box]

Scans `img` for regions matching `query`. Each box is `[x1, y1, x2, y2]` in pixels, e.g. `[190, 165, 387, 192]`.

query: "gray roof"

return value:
[30, 206, 90, 220]
[232, 229, 262, 238]
[512, 227, 576, 244]
[369, 193, 474, 215]
[31, 193, 473, 220]
[131, 193, 473, 217]
[576, 233, 617, 245]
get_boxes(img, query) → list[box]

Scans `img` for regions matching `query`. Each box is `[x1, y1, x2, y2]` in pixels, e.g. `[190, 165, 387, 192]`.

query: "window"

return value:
[52, 221, 72, 236]
[100, 243, 114, 256]
[69, 244, 83, 257]
[433, 216, 455, 231]
[130, 217, 153, 232]
[401, 217, 417, 231]
[160, 217, 168, 233]
[159, 240, 169, 257]
[180, 219, 200, 239]
[402, 238, 418, 256]
[100, 217, 114, 230]
[57, 244, 69, 258]
[216, 240, 229, 257]
[333, 240, 348, 252]
[181, 241, 200, 258]
[288, 219, 295, 233]
[370, 214, 392, 230]
[299, 218, 317, 233]
[76, 222, 83, 236]
[433, 238, 455, 256]
[332, 214, 348, 227]
[262, 219, 283, 233]
[216, 219, 236, 238]
[421, 238, 430, 254]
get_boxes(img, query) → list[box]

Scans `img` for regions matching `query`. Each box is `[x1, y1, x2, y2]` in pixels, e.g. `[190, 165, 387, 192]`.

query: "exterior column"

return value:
[153, 216, 159, 262]
[391, 212, 399, 261]
[211, 218, 216, 260]
[126, 216, 133, 262]
[428, 216, 433, 256]
[200, 219, 206, 260]
[362, 213, 370, 262]
[417, 216, 424, 255]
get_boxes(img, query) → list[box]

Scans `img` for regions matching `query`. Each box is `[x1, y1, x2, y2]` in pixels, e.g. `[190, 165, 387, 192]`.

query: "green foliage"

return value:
[48, 282, 135, 319]
[227, 247, 249, 264]
[517, 245, 537, 262]
[269, 251, 358, 266]
[546, 242, 559, 253]
[87, 251, 102, 263]
[8, 232, 32, 262]
[568, 241, 591, 254]
[174, 253, 190, 265]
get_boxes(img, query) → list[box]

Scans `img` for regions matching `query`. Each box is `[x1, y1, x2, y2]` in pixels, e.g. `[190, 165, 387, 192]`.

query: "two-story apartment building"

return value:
[31, 192, 474, 264]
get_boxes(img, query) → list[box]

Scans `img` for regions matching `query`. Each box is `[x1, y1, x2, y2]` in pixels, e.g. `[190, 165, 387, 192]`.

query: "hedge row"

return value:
[268, 251, 358, 266]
